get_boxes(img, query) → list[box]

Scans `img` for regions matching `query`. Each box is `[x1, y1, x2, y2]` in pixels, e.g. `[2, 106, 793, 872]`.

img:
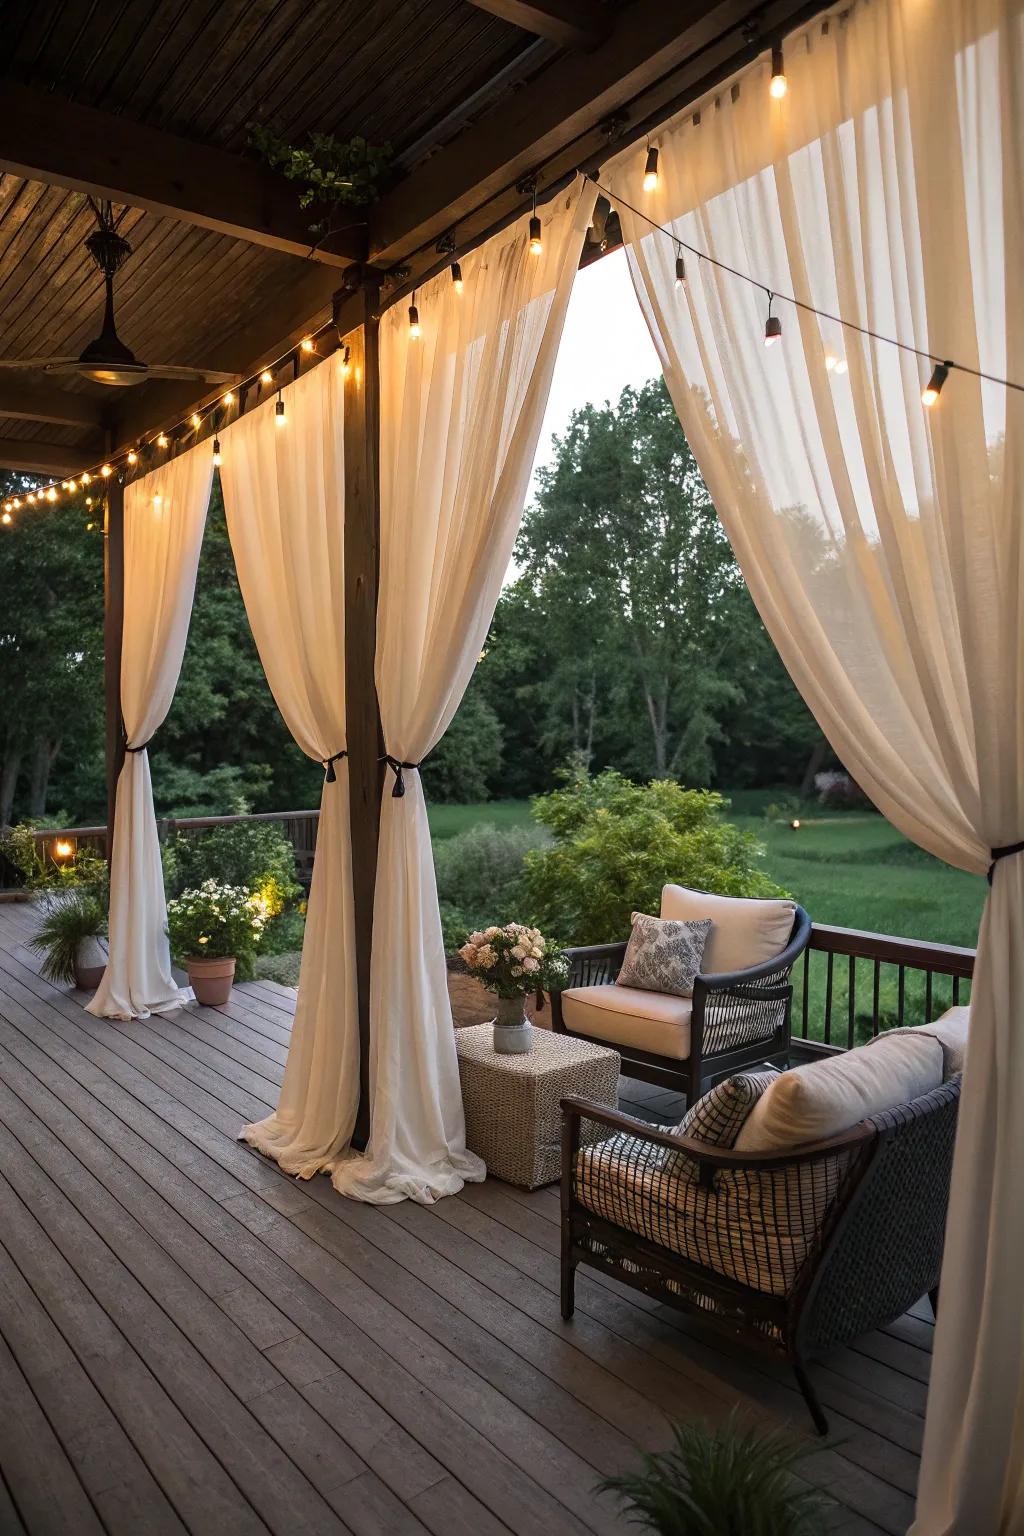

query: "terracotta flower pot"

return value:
[74, 935, 108, 991]
[187, 954, 236, 1006]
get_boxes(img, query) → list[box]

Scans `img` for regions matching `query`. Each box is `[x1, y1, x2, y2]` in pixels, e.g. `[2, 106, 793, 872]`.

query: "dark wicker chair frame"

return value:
[550, 905, 813, 1104]
[560, 1077, 959, 1433]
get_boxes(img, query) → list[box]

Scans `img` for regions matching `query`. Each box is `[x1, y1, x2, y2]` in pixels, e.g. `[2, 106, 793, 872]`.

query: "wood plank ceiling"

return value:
[0, 0, 574, 468]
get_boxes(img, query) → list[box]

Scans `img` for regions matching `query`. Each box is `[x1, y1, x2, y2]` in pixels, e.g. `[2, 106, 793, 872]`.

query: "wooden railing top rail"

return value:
[27, 809, 320, 841]
[809, 922, 976, 976]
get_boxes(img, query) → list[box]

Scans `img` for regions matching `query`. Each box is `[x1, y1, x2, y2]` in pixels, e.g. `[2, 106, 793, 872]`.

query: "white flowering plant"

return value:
[166, 879, 267, 965]
[458, 923, 568, 999]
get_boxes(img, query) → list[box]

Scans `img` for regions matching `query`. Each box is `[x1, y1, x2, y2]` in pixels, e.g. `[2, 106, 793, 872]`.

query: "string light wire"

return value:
[584, 172, 1024, 398]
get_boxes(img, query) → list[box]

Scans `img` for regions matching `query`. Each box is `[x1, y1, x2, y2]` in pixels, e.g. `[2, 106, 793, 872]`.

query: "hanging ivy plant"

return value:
[248, 124, 393, 244]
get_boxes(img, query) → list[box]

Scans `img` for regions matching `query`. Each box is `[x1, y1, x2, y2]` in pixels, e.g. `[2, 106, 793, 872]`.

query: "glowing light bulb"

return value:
[408, 304, 421, 339]
[275, 395, 287, 426]
[86, 521, 94, 531]
[67, 479, 77, 491]
[770, 41, 787, 98]
[80, 472, 90, 485]
[643, 146, 659, 192]
[2, 511, 11, 525]
[157, 432, 169, 448]
[451, 261, 463, 293]
[191, 412, 202, 430]
[153, 493, 162, 508]
[127, 448, 138, 465]
[260, 369, 273, 385]
[529, 215, 542, 255]
[301, 336, 315, 354]
[212, 438, 222, 467]
[2, 501, 10, 512]
[101, 463, 113, 477]
[12, 498, 20, 509]
[54, 839, 73, 860]
[834, 358, 848, 375]
[222, 390, 235, 405]
[922, 362, 949, 407]
[27, 493, 37, 504]
[340, 346, 351, 379]
[46, 487, 57, 501]
[825, 351, 838, 371]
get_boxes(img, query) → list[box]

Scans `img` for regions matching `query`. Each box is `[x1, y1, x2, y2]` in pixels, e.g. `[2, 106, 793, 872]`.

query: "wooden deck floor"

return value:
[0, 900, 929, 1536]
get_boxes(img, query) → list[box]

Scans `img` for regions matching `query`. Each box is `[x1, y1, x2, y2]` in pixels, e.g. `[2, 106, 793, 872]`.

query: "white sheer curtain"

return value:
[605, 1, 1023, 1528]
[219, 357, 360, 1176]
[333, 175, 597, 1204]
[89, 450, 212, 1021]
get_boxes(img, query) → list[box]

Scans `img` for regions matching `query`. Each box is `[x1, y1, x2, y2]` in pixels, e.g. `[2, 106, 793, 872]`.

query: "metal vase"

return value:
[492, 994, 533, 1054]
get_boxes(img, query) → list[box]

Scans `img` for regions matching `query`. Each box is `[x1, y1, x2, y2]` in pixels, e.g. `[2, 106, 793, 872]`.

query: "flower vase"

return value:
[492, 994, 533, 1054]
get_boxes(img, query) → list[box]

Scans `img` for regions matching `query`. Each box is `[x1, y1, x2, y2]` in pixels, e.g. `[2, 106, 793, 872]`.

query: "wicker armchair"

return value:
[560, 1076, 960, 1433]
[550, 905, 812, 1104]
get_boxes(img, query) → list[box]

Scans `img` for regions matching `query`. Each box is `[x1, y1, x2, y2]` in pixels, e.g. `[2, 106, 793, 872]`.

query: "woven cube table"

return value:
[455, 1023, 621, 1189]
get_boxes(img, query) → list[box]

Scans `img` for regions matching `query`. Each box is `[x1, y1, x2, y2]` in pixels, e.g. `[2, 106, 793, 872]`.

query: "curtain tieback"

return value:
[124, 739, 151, 754]
[380, 754, 421, 798]
[322, 749, 348, 784]
[987, 841, 1024, 884]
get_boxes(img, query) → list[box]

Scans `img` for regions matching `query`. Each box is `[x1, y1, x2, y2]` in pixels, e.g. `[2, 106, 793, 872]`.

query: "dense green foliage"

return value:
[522, 769, 785, 946]
[162, 821, 304, 961]
[30, 886, 107, 985]
[600, 1412, 829, 1535]
[433, 821, 549, 949]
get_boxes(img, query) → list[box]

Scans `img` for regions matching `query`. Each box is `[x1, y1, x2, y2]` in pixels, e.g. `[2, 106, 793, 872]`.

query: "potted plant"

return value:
[600, 1411, 829, 1534]
[166, 879, 266, 1006]
[30, 884, 108, 990]
[458, 924, 568, 1054]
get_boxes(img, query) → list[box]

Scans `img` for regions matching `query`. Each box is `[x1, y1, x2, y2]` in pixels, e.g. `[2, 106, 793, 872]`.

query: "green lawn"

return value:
[428, 791, 985, 1042]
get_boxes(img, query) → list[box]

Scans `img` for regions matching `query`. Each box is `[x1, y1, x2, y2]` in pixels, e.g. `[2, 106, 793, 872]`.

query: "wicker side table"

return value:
[455, 1023, 620, 1189]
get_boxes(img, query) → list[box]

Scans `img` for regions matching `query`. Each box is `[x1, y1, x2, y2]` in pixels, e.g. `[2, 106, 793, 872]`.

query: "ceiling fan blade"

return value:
[0, 357, 79, 369]
[142, 364, 239, 383]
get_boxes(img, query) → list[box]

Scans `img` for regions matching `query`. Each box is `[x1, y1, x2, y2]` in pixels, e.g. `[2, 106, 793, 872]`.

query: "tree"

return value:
[0, 473, 104, 824]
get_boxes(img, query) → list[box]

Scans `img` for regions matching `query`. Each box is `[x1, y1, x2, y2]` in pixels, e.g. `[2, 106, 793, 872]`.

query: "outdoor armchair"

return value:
[550, 895, 812, 1104]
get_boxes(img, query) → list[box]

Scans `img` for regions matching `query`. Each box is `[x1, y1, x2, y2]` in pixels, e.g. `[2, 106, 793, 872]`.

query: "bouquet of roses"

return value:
[458, 922, 568, 999]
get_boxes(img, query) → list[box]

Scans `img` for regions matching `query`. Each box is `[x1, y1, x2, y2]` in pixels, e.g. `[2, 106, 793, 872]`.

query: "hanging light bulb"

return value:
[126, 448, 138, 466]
[12, 498, 20, 509]
[408, 300, 421, 339]
[80, 472, 91, 486]
[340, 345, 352, 379]
[27, 492, 37, 504]
[529, 215, 542, 255]
[764, 292, 782, 347]
[922, 361, 950, 407]
[61, 481, 70, 491]
[3, 501, 10, 513]
[451, 261, 463, 293]
[212, 438, 222, 467]
[275, 393, 287, 426]
[643, 145, 660, 192]
[675, 253, 686, 288]
[260, 369, 273, 385]
[834, 357, 848, 375]
[824, 351, 838, 371]
[153, 493, 162, 508]
[191, 412, 202, 430]
[301, 336, 315, 354]
[2, 511, 10, 526]
[67, 478, 78, 492]
[46, 486, 58, 501]
[85, 496, 93, 507]
[156, 432, 169, 449]
[222, 390, 235, 405]
[770, 41, 787, 98]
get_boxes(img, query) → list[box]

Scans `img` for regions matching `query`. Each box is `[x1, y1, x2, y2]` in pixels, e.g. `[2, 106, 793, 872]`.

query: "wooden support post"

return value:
[341, 276, 384, 1148]
[103, 479, 126, 862]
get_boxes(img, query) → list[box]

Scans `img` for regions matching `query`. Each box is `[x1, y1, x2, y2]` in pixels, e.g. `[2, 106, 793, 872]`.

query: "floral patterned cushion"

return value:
[615, 912, 712, 997]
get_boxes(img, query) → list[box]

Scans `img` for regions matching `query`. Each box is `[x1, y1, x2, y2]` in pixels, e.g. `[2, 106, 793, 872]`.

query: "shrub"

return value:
[163, 821, 300, 902]
[601, 1410, 829, 1534]
[166, 880, 266, 976]
[432, 822, 549, 948]
[0, 822, 107, 892]
[523, 768, 786, 946]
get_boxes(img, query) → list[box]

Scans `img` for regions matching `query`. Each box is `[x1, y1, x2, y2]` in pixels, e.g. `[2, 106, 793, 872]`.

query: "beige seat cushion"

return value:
[561, 984, 692, 1059]
[660, 884, 795, 975]
[866, 1004, 969, 1081]
[735, 1030, 944, 1152]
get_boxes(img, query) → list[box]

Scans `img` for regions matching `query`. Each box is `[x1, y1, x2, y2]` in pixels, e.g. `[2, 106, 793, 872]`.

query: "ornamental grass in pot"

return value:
[458, 923, 568, 1054]
[166, 880, 266, 1006]
[31, 884, 108, 990]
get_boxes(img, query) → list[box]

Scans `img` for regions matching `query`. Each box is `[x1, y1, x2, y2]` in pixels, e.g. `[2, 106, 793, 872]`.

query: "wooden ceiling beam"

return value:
[463, 0, 608, 49]
[0, 381, 104, 430]
[0, 80, 366, 269]
[0, 436, 101, 476]
[368, 0, 820, 269]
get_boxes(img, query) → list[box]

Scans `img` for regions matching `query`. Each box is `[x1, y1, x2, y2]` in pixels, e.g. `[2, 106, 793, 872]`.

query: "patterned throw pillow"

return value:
[662, 1068, 780, 1177]
[615, 911, 712, 996]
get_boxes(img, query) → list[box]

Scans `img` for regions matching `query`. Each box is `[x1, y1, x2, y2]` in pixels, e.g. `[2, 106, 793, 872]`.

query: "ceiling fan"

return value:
[0, 200, 237, 389]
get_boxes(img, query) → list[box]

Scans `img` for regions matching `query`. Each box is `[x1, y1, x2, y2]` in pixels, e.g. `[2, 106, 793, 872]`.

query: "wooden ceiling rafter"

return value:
[464, 0, 609, 50]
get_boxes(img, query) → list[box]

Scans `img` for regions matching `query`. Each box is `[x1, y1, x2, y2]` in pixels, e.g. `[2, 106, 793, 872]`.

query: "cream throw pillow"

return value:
[865, 1004, 969, 1081]
[734, 1030, 945, 1152]
[660, 885, 795, 975]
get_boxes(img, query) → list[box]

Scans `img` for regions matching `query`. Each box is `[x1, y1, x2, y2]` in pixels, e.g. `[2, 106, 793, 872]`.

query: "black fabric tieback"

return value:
[381, 754, 421, 798]
[987, 840, 1024, 884]
[124, 740, 151, 753]
[322, 749, 348, 783]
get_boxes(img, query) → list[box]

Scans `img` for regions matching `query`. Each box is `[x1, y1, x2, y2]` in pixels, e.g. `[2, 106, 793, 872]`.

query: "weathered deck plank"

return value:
[0, 903, 925, 1535]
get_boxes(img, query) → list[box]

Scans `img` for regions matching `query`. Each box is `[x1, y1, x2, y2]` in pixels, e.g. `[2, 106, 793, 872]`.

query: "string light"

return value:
[27, 492, 37, 504]
[126, 447, 138, 465]
[922, 362, 950, 407]
[191, 412, 202, 429]
[222, 390, 235, 406]
[12, 498, 20, 509]
[770, 41, 787, 99]
[408, 298, 421, 339]
[764, 292, 782, 347]
[260, 369, 273, 385]
[450, 261, 463, 293]
[825, 351, 838, 371]
[834, 357, 848, 375]
[67, 478, 77, 491]
[212, 438, 222, 467]
[101, 463, 113, 477]
[156, 432, 169, 449]
[46, 487, 57, 501]
[675, 251, 686, 288]
[80, 472, 90, 486]
[643, 146, 660, 192]
[301, 337, 315, 353]
[529, 183, 542, 256]
[275, 393, 287, 426]
[2, 511, 10, 526]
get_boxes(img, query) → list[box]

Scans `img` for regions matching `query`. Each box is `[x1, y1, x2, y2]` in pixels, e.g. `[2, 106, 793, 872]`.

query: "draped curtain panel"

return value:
[88, 449, 212, 1020]
[605, 1, 1023, 1527]
[219, 358, 360, 1177]
[332, 174, 598, 1204]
